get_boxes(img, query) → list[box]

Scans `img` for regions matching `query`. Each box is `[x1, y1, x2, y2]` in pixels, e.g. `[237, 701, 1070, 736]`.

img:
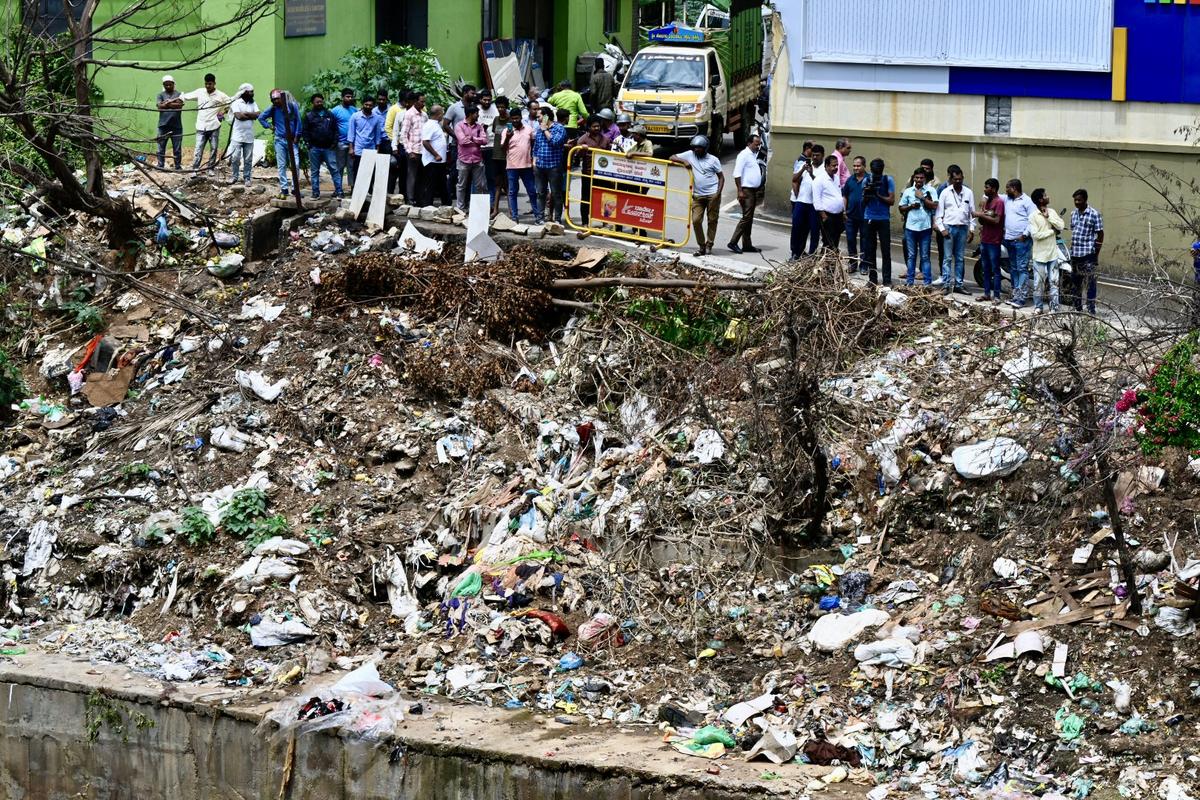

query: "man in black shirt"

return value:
[155, 75, 184, 169]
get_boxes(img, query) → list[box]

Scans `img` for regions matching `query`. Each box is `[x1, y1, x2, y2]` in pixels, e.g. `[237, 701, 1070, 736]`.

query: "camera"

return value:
[864, 173, 886, 200]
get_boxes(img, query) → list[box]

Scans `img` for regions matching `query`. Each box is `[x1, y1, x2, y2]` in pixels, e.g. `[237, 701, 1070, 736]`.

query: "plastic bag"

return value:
[331, 662, 394, 699]
[952, 438, 1028, 479]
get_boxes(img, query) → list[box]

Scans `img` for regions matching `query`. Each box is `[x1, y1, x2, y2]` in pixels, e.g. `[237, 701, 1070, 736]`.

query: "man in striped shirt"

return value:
[1067, 189, 1104, 314]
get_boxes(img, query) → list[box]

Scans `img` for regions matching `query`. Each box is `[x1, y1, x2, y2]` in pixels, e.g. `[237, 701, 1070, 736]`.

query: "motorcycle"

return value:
[599, 37, 630, 87]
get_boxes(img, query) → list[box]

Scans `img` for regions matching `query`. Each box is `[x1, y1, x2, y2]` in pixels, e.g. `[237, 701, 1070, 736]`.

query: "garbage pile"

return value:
[3, 179, 1200, 799]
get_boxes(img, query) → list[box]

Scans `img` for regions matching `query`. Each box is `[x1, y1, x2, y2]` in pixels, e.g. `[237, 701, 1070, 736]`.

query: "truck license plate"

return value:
[645, 124, 670, 133]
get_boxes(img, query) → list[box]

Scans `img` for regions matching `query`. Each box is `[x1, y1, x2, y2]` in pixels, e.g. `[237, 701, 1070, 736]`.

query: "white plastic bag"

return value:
[952, 438, 1028, 479]
[331, 662, 394, 699]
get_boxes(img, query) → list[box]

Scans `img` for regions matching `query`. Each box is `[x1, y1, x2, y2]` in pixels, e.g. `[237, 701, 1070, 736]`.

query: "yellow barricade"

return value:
[563, 146, 694, 248]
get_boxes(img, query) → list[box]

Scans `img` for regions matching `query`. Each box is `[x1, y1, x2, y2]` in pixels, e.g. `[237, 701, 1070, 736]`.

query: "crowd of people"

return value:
[151, 67, 660, 226]
[152, 73, 1107, 313]
[789, 139, 1105, 314]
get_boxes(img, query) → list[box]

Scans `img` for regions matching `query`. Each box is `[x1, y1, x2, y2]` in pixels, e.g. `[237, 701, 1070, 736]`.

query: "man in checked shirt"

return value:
[1067, 189, 1104, 315]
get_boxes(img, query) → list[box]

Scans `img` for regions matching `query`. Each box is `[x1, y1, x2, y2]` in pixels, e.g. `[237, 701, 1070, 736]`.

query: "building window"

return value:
[984, 95, 1012, 136]
[23, 0, 84, 36]
[482, 0, 500, 40]
[604, 0, 620, 34]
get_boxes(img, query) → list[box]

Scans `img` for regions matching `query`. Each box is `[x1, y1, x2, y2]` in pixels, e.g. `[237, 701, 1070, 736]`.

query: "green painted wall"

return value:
[428, 0, 485, 85]
[274, 0, 374, 96]
[92, 0, 276, 144]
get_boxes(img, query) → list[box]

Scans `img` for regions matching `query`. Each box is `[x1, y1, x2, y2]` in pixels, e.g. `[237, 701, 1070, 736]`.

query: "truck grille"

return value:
[633, 102, 679, 116]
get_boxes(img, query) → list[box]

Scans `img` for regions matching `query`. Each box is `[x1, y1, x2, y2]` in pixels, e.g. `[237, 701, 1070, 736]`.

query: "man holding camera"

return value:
[862, 158, 895, 286]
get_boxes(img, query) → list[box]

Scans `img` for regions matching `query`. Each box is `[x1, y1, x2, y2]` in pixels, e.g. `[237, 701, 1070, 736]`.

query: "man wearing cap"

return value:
[596, 108, 619, 145]
[227, 83, 259, 187]
[610, 113, 635, 153]
[155, 76, 184, 170]
[257, 89, 303, 198]
[181, 73, 231, 174]
[669, 135, 724, 256]
[626, 124, 654, 157]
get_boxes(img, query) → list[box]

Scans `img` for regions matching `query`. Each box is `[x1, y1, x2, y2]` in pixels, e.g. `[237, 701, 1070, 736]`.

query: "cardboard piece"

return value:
[723, 692, 774, 727]
[81, 365, 135, 407]
[108, 324, 150, 342]
[466, 231, 502, 263]
[348, 149, 378, 217]
[366, 152, 392, 230]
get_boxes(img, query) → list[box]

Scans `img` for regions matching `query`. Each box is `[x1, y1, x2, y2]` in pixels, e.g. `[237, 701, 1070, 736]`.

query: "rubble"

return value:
[3, 164, 1200, 799]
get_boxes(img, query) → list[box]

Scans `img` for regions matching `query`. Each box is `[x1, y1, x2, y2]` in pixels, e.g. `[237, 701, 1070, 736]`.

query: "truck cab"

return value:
[616, 37, 727, 149]
[616, 9, 763, 152]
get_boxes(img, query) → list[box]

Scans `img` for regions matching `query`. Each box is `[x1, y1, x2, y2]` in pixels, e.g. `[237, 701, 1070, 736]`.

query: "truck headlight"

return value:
[617, 101, 636, 113]
[677, 103, 705, 115]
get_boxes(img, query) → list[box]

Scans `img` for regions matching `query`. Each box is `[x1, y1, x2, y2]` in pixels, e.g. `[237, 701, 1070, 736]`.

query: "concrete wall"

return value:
[767, 17, 1200, 277]
[0, 653, 865, 800]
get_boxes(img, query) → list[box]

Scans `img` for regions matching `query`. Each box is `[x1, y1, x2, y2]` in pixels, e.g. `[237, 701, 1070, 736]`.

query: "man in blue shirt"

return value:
[862, 158, 895, 286]
[257, 89, 302, 197]
[532, 106, 568, 224]
[347, 96, 385, 184]
[303, 93, 343, 199]
[330, 88, 357, 188]
[842, 157, 868, 274]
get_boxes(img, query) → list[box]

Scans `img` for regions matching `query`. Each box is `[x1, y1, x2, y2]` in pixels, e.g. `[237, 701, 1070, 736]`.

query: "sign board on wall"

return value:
[284, 0, 325, 37]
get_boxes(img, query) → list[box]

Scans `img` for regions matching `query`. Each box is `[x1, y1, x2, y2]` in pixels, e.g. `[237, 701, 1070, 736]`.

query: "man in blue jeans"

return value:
[861, 158, 895, 285]
[898, 169, 937, 285]
[933, 165, 976, 295]
[842, 156, 868, 274]
[1003, 178, 1036, 306]
[302, 93, 344, 198]
[258, 89, 303, 198]
[330, 88, 357, 189]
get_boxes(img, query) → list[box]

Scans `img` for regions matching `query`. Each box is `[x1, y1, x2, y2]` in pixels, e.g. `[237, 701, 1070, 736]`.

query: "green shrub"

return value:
[180, 506, 215, 547]
[1132, 332, 1200, 455]
[220, 488, 268, 537]
[303, 43, 453, 109]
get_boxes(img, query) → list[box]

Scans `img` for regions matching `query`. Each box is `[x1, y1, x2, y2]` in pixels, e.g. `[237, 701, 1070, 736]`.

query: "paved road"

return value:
[561, 139, 1161, 321]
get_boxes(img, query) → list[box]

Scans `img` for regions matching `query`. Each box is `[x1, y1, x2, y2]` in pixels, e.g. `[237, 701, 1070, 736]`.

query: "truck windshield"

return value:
[625, 54, 705, 90]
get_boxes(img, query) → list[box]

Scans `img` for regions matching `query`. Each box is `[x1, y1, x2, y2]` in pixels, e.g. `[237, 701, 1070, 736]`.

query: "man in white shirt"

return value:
[790, 142, 822, 259]
[227, 83, 259, 187]
[1003, 178, 1037, 307]
[813, 154, 846, 253]
[933, 165, 976, 295]
[181, 73, 231, 174]
[727, 134, 764, 254]
[419, 105, 450, 207]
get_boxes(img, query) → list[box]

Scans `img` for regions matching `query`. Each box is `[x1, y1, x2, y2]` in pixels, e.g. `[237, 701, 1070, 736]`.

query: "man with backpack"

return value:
[303, 93, 344, 199]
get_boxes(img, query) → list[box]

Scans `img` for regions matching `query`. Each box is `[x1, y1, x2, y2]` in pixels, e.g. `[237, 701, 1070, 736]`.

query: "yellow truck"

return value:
[616, 0, 764, 152]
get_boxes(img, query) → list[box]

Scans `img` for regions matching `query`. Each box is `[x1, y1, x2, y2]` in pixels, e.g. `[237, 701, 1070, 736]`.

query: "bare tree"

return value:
[0, 0, 273, 247]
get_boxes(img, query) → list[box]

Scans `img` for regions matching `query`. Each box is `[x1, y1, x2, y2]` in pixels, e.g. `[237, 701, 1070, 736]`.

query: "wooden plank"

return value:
[1004, 606, 1097, 637]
